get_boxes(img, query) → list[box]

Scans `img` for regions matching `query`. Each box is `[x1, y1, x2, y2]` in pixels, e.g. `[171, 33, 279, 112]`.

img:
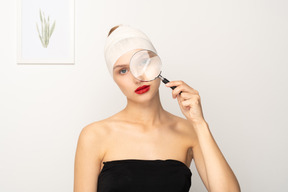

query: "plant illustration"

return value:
[36, 9, 56, 48]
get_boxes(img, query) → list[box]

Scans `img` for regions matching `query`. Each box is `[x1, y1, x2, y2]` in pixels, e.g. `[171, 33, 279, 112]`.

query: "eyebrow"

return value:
[113, 64, 129, 70]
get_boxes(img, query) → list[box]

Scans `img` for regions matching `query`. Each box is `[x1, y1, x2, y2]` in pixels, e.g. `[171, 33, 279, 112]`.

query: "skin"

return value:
[74, 49, 241, 192]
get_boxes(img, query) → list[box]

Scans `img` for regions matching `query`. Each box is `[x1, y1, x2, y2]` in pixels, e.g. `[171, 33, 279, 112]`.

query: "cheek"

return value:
[114, 78, 133, 95]
[154, 78, 161, 88]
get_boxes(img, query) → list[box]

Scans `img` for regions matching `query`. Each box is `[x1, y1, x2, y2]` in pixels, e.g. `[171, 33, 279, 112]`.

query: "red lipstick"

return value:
[135, 85, 150, 94]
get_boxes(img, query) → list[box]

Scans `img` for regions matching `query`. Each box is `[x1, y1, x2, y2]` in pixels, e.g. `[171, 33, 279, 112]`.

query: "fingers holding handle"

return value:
[162, 78, 182, 95]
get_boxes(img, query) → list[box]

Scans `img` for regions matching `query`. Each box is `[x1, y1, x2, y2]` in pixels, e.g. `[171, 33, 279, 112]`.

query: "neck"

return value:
[121, 92, 165, 126]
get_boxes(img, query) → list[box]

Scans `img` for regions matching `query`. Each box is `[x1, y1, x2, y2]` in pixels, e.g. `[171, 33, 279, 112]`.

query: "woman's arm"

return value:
[190, 120, 240, 192]
[74, 123, 105, 192]
[166, 81, 241, 192]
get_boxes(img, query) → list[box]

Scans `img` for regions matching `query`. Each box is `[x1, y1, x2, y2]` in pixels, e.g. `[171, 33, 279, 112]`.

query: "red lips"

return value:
[135, 85, 150, 94]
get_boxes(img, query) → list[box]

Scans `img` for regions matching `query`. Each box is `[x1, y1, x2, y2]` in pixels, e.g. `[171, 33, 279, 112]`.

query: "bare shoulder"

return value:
[77, 118, 116, 158]
[81, 118, 112, 136]
[165, 111, 198, 147]
[74, 118, 114, 191]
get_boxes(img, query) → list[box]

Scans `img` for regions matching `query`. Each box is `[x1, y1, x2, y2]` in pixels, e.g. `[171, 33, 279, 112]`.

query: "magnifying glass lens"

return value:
[130, 50, 162, 81]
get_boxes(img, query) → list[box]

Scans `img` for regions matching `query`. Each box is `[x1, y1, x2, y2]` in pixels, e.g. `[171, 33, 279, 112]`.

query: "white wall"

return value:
[1, 0, 287, 191]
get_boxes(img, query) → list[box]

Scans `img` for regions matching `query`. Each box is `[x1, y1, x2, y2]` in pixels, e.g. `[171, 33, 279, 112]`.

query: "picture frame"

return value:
[17, 0, 75, 64]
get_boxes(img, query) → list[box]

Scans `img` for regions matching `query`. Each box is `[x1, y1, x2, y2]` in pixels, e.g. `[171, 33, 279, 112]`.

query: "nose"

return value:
[133, 76, 143, 84]
[134, 74, 148, 82]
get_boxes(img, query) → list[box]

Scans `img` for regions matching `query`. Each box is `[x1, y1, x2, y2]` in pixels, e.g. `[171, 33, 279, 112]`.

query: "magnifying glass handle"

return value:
[161, 77, 182, 95]
[162, 78, 175, 89]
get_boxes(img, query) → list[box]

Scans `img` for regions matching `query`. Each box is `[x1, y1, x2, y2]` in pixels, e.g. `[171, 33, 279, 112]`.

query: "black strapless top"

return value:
[97, 159, 192, 192]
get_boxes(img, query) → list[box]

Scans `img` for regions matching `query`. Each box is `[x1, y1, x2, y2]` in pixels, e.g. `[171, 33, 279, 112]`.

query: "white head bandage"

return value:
[104, 24, 157, 76]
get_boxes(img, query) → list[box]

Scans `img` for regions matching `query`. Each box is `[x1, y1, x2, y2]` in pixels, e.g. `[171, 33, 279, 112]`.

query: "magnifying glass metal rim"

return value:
[129, 49, 162, 82]
[129, 49, 181, 94]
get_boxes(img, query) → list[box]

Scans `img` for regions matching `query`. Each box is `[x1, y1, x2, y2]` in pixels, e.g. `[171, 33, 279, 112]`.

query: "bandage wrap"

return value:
[104, 24, 157, 76]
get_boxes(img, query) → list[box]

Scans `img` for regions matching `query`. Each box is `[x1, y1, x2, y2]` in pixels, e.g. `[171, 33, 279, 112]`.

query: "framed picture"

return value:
[17, 0, 74, 64]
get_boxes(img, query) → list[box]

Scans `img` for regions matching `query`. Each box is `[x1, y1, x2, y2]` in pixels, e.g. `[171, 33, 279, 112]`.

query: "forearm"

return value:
[190, 120, 241, 192]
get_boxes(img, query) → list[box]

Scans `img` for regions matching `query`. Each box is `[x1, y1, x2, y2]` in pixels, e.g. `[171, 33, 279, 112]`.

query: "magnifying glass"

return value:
[129, 49, 181, 94]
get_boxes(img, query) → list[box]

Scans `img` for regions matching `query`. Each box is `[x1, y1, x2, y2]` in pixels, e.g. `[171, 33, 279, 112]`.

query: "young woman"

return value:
[74, 24, 241, 192]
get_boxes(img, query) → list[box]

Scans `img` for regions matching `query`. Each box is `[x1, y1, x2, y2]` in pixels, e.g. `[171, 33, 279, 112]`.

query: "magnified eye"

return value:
[140, 58, 150, 65]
